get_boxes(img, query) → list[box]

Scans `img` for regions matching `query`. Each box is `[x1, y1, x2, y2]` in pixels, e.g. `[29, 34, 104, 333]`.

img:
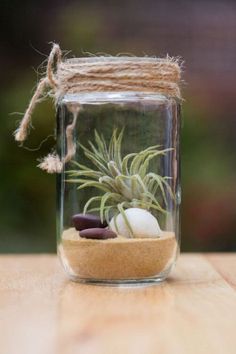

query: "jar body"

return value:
[57, 92, 181, 284]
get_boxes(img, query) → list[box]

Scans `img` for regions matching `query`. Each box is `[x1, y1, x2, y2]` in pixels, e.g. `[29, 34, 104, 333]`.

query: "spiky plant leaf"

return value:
[83, 196, 103, 215]
[117, 202, 133, 236]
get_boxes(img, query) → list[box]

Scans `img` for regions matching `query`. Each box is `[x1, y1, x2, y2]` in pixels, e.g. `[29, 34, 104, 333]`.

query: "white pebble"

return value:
[110, 208, 161, 238]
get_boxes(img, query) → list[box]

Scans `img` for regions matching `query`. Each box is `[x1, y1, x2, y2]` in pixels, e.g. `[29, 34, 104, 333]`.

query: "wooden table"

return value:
[0, 254, 235, 354]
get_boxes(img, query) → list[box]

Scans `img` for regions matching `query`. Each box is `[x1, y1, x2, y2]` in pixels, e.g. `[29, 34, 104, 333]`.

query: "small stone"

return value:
[79, 228, 117, 240]
[72, 214, 107, 231]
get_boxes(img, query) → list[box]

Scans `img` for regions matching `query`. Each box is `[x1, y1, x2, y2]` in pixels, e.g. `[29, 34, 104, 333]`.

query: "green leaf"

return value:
[67, 170, 102, 179]
[99, 175, 118, 192]
[145, 173, 168, 206]
[121, 152, 137, 174]
[88, 141, 107, 164]
[133, 174, 147, 193]
[109, 129, 116, 160]
[83, 150, 110, 175]
[94, 130, 109, 160]
[99, 192, 123, 222]
[107, 161, 121, 178]
[117, 203, 133, 237]
[159, 176, 175, 201]
[141, 191, 166, 214]
[114, 128, 124, 169]
[139, 149, 171, 178]
[83, 196, 102, 214]
[115, 175, 133, 200]
[77, 181, 110, 193]
[112, 213, 119, 233]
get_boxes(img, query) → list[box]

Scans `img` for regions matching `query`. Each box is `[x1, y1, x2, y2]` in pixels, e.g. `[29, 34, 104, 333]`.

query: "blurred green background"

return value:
[1, 0, 236, 253]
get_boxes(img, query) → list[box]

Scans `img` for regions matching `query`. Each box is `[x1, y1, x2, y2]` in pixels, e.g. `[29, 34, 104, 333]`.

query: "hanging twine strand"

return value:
[15, 44, 62, 143]
[14, 43, 182, 173]
[14, 77, 49, 142]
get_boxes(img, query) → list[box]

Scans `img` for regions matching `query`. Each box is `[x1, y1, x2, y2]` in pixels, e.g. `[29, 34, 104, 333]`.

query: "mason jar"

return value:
[57, 89, 181, 284]
[14, 45, 182, 284]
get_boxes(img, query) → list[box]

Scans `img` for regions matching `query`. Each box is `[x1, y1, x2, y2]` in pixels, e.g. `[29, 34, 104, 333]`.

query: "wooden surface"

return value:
[0, 254, 236, 354]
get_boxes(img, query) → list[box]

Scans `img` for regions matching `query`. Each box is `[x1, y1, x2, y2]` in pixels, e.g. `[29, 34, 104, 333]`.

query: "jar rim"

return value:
[66, 56, 167, 64]
[60, 91, 173, 105]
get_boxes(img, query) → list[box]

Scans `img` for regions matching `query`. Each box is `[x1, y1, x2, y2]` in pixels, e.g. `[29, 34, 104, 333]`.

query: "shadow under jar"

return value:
[57, 91, 181, 284]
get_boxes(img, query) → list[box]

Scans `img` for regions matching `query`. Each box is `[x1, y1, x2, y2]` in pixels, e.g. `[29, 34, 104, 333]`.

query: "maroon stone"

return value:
[79, 228, 117, 240]
[72, 214, 107, 231]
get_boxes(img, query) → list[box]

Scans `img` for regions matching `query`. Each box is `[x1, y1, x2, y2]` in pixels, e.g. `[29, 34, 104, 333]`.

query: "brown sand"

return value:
[59, 228, 177, 280]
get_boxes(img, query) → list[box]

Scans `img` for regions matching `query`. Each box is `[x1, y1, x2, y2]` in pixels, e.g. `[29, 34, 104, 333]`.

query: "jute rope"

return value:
[14, 43, 182, 173]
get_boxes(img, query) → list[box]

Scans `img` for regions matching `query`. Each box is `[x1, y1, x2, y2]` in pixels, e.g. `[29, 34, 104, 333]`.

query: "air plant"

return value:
[67, 129, 174, 233]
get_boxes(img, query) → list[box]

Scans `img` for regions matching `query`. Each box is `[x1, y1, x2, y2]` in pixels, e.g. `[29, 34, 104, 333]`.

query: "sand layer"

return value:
[59, 228, 177, 280]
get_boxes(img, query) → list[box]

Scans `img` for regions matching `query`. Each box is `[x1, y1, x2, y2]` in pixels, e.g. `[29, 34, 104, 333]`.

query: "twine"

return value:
[14, 43, 182, 173]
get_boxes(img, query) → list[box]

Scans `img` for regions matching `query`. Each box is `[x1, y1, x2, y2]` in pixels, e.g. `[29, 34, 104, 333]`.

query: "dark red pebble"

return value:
[72, 214, 107, 231]
[79, 228, 117, 240]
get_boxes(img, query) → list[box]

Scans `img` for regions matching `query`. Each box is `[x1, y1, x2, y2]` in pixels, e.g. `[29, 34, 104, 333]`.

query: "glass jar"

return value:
[57, 91, 181, 284]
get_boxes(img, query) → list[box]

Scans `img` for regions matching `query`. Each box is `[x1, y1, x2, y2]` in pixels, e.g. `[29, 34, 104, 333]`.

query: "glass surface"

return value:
[57, 92, 181, 284]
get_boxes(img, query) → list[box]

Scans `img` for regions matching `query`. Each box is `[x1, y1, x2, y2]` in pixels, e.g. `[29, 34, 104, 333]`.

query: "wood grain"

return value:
[0, 254, 236, 354]
[206, 253, 236, 291]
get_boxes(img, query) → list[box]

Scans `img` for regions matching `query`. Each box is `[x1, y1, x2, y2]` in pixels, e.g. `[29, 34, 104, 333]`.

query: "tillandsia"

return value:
[67, 129, 174, 228]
